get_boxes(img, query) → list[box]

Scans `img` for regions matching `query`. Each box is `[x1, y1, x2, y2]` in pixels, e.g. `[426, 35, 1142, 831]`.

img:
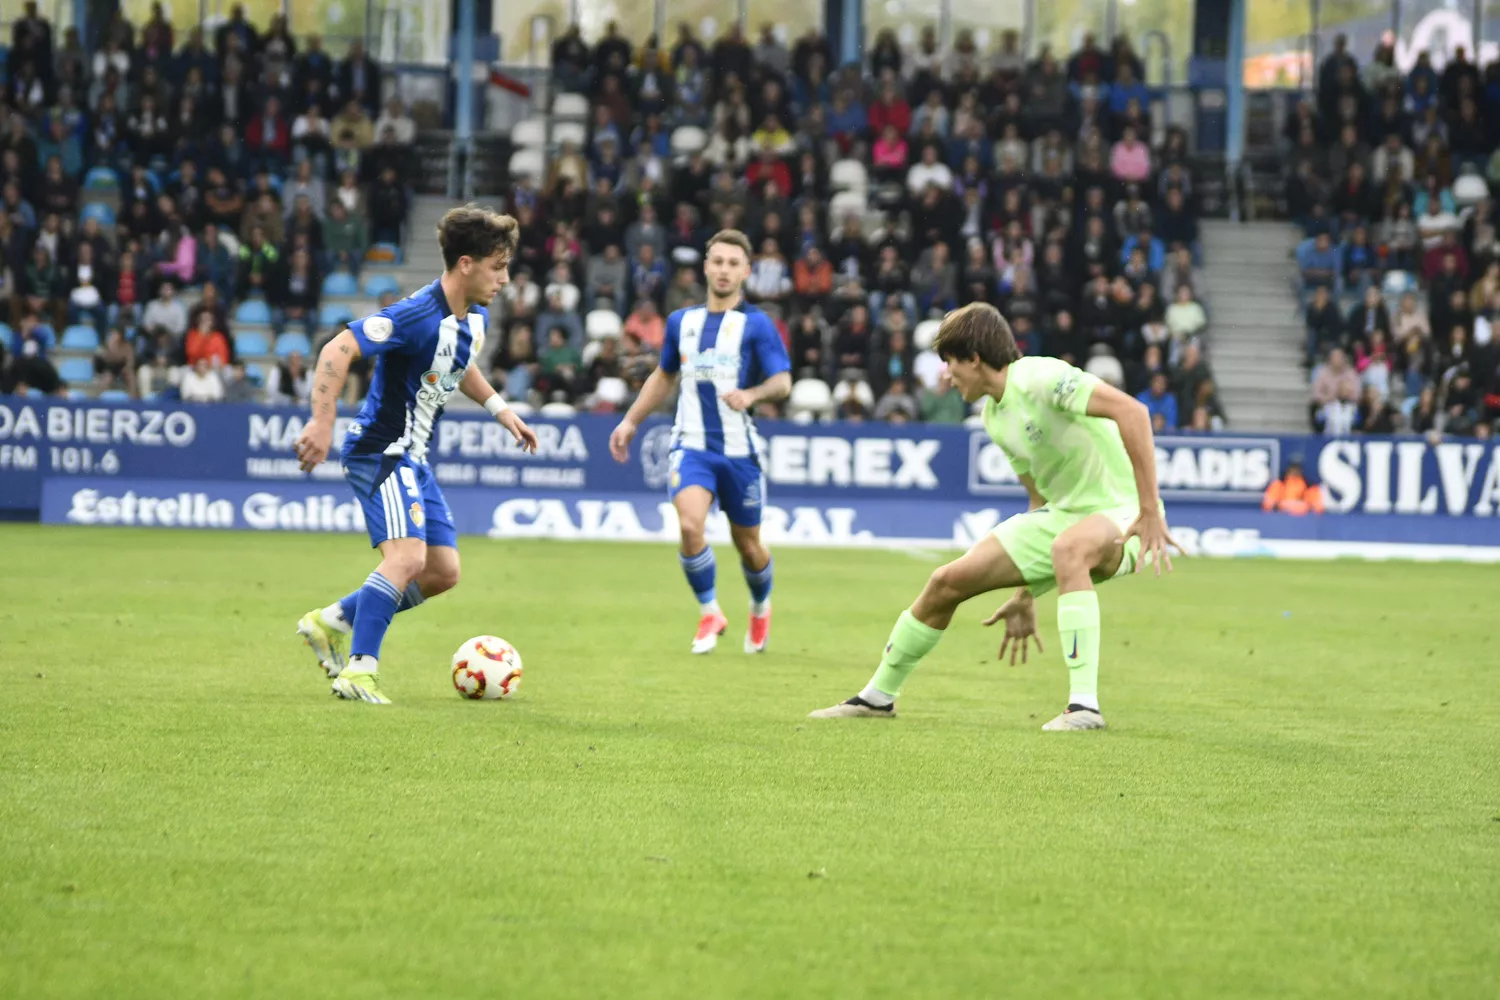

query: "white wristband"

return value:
[484, 395, 510, 416]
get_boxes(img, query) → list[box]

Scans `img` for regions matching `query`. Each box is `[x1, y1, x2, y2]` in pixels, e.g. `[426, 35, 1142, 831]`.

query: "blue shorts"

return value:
[342, 453, 457, 550]
[669, 448, 765, 527]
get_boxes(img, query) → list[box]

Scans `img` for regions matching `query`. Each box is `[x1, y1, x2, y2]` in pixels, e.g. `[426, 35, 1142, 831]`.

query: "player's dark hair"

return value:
[436, 205, 520, 270]
[933, 303, 1023, 370]
[705, 229, 753, 262]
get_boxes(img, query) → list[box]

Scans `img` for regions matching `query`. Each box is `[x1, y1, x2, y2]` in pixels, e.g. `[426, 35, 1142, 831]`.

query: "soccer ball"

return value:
[451, 635, 523, 700]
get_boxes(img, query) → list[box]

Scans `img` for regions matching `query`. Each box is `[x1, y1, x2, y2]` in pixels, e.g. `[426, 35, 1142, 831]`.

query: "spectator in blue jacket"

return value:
[1137, 371, 1180, 432]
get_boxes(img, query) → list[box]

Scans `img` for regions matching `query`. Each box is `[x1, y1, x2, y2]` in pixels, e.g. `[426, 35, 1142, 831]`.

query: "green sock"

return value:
[1056, 590, 1101, 710]
[866, 609, 944, 701]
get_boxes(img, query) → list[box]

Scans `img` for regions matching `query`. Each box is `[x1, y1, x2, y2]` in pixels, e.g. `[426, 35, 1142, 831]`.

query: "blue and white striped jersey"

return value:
[342, 279, 486, 465]
[661, 301, 790, 458]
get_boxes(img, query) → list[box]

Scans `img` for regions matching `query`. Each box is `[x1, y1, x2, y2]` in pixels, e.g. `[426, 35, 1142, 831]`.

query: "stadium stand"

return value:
[1292, 34, 1500, 438]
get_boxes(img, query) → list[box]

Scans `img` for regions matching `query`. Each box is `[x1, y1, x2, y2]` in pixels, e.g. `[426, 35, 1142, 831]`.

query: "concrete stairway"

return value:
[1197, 220, 1309, 432]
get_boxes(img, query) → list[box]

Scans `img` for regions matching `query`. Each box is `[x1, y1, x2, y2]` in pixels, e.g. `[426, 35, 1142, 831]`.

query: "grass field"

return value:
[2, 524, 1497, 999]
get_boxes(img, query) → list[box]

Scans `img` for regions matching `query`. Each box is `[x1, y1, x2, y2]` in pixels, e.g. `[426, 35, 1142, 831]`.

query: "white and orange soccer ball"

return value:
[451, 635, 523, 700]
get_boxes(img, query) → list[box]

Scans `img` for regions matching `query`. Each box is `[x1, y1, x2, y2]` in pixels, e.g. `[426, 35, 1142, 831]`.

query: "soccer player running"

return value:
[810, 303, 1180, 729]
[608, 230, 792, 654]
[291, 206, 539, 704]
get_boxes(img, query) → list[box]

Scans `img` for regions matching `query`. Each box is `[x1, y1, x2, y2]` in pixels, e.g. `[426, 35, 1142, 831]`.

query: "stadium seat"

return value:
[670, 125, 707, 158]
[245, 364, 266, 385]
[539, 401, 577, 418]
[275, 332, 312, 357]
[1085, 352, 1125, 389]
[828, 190, 866, 225]
[788, 378, 834, 421]
[585, 309, 623, 340]
[65, 388, 88, 400]
[83, 166, 119, 192]
[1381, 270, 1417, 298]
[24, 387, 45, 398]
[235, 299, 272, 325]
[97, 389, 130, 401]
[506, 401, 536, 416]
[319, 303, 356, 329]
[552, 93, 589, 121]
[511, 118, 546, 149]
[913, 319, 942, 351]
[32, 324, 56, 351]
[830, 159, 869, 194]
[594, 377, 628, 407]
[552, 121, 587, 150]
[0, 322, 11, 349]
[57, 357, 96, 384]
[832, 378, 875, 411]
[365, 242, 403, 265]
[235, 330, 271, 356]
[80, 202, 115, 228]
[362, 273, 401, 298]
[60, 325, 100, 350]
[1454, 171, 1489, 206]
[322, 272, 359, 297]
[508, 148, 545, 183]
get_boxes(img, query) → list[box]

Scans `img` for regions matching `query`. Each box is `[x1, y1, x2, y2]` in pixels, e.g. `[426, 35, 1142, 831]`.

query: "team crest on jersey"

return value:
[1052, 372, 1080, 408]
[1024, 420, 1043, 443]
[409, 502, 425, 528]
[364, 316, 394, 342]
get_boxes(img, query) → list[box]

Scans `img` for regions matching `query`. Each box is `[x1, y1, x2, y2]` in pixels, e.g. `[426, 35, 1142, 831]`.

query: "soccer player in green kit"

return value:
[810, 303, 1181, 730]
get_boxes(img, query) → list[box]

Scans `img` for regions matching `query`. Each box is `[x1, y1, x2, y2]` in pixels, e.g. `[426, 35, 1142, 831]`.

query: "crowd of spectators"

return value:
[493, 21, 1220, 428]
[0, 1, 415, 403]
[1293, 33, 1500, 438]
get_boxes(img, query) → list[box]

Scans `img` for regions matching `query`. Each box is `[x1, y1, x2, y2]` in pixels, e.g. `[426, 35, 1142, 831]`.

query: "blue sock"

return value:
[679, 547, 717, 609]
[743, 557, 773, 612]
[332, 580, 423, 629]
[349, 571, 403, 665]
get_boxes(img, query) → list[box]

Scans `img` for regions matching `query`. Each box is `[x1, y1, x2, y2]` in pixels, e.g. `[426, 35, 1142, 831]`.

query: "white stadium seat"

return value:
[828, 190, 866, 225]
[829, 159, 869, 193]
[552, 93, 590, 122]
[540, 401, 578, 418]
[1085, 353, 1125, 389]
[832, 378, 875, 411]
[585, 309, 623, 340]
[506, 401, 537, 416]
[594, 377, 628, 407]
[511, 118, 547, 149]
[508, 148, 545, 183]
[787, 378, 834, 421]
[552, 121, 587, 149]
[670, 126, 707, 158]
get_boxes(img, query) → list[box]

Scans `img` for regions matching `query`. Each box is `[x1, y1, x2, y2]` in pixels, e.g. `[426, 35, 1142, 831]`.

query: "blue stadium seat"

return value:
[0, 322, 12, 350]
[235, 330, 271, 356]
[322, 272, 359, 297]
[275, 332, 312, 357]
[319, 303, 355, 329]
[362, 273, 400, 298]
[57, 357, 95, 384]
[245, 364, 266, 385]
[97, 389, 131, 402]
[25, 387, 45, 398]
[33, 324, 57, 351]
[83, 166, 120, 192]
[60, 325, 100, 350]
[367, 242, 404, 265]
[66, 388, 88, 400]
[80, 202, 116, 228]
[234, 299, 272, 325]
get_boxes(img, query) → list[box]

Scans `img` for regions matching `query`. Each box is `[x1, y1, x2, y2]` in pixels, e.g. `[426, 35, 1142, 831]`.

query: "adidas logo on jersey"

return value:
[435, 344, 455, 359]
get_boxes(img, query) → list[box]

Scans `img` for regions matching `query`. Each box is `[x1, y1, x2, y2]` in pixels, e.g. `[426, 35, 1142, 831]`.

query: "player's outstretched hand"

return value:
[294, 419, 333, 473]
[983, 594, 1044, 666]
[719, 389, 754, 412]
[1123, 507, 1183, 577]
[500, 410, 538, 453]
[608, 419, 637, 463]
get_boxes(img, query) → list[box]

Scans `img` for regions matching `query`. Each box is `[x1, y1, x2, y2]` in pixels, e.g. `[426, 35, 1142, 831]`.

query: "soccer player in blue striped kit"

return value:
[292, 206, 539, 704]
[609, 230, 792, 654]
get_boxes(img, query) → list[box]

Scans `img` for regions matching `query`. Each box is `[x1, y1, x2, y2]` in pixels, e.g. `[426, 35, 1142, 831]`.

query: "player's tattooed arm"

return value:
[296, 329, 362, 472]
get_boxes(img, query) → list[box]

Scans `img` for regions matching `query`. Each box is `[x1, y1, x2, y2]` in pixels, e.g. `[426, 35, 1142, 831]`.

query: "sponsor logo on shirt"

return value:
[1052, 372, 1081, 409]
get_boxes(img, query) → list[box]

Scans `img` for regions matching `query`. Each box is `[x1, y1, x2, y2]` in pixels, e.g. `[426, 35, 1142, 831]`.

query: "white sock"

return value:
[749, 598, 770, 616]
[700, 599, 721, 616]
[1070, 693, 1101, 711]
[321, 604, 352, 634]
[346, 654, 378, 674]
[858, 684, 895, 708]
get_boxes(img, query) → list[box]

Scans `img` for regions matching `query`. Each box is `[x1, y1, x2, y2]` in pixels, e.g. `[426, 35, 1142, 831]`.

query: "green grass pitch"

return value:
[1, 524, 1497, 999]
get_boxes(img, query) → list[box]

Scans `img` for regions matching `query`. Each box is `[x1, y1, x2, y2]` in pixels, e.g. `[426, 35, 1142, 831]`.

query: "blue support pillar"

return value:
[74, 0, 89, 48]
[1225, 0, 1245, 176]
[839, 0, 861, 69]
[452, 0, 476, 199]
